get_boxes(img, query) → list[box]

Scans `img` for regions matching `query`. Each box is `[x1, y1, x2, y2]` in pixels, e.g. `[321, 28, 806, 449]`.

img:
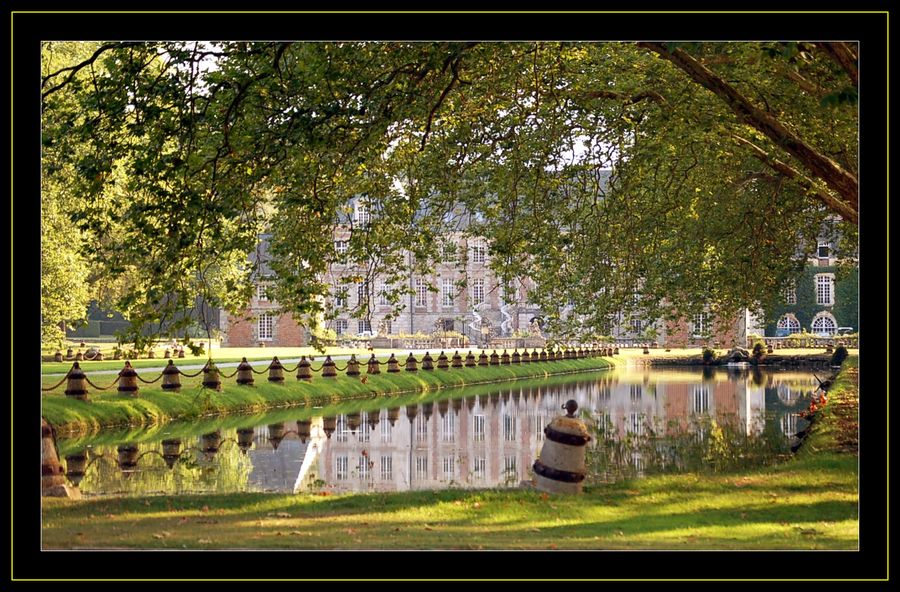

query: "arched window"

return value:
[776, 314, 800, 335]
[811, 312, 837, 336]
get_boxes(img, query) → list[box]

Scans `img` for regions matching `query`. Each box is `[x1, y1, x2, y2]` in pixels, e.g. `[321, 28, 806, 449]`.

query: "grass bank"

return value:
[43, 357, 616, 436]
[41, 359, 858, 550]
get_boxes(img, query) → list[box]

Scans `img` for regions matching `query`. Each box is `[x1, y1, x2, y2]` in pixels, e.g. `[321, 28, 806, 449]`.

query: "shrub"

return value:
[702, 347, 716, 364]
[751, 340, 766, 359]
[831, 345, 849, 367]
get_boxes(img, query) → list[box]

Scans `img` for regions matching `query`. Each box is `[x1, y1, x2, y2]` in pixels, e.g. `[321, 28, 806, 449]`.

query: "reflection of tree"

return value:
[78, 430, 252, 496]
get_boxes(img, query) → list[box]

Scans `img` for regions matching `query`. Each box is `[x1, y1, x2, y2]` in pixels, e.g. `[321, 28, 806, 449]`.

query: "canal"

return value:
[55, 366, 820, 497]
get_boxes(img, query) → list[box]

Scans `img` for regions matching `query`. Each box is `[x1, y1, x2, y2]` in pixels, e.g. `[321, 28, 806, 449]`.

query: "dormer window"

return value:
[817, 241, 831, 259]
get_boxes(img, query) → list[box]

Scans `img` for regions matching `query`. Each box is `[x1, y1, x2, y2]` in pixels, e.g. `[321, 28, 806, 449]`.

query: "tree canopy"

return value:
[41, 41, 859, 345]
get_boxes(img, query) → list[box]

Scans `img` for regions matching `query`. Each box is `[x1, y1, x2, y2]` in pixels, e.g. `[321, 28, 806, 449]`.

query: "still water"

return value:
[56, 367, 820, 497]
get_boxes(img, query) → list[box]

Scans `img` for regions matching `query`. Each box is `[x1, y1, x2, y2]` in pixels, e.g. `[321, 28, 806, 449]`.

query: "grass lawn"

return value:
[42, 357, 616, 436]
[40, 359, 859, 550]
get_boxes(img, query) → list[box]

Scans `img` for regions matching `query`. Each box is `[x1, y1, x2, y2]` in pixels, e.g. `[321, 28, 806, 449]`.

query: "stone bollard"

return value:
[367, 354, 381, 375]
[405, 353, 419, 372]
[521, 349, 530, 363]
[346, 354, 361, 377]
[478, 350, 489, 366]
[75, 350, 84, 362]
[54, 351, 63, 363]
[178, 349, 185, 359]
[118, 361, 139, 396]
[148, 349, 156, 359]
[465, 351, 476, 367]
[161, 439, 182, 468]
[202, 361, 222, 391]
[236, 428, 255, 455]
[613, 346, 619, 355]
[421, 352, 434, 370]
[386, 353, 401, 373]
[322, 355, 337, 378]
[490, 350, 500, 366]
[643, 345, 650, 355]
[66, 348, 74, 360]
[296, 420, 312, 443]
[451, 351, 463, 368]
[64, 451, 87, 487]
[269, 357, 285, 382]
[533, 400, 591, 495]
[161, 360, 182, 390]
[42, 419, 79, 498]
[538, 349, 547, 362]
[164, 348, 171, 359]
[511, 349, 521, 364]
[236, 357, 255, 385]
[501, 350, 511, 365]
[437, 351, 449, 370]
[297, 356, 313, 381]
[95, 351, 105, 361]
[64, 362, 89, 401]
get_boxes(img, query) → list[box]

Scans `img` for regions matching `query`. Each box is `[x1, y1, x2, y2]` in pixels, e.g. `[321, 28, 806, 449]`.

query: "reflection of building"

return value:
[65, 369, 817, 497]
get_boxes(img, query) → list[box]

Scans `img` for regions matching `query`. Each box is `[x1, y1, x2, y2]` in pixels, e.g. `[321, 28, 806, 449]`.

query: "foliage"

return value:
[41, 42, 859, 344]
[830, 345, 849, 367]
[762, 265, 858, 336]
[702, 347, 717, 364]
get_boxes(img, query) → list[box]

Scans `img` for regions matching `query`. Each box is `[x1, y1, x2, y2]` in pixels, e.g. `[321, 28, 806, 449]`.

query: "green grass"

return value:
[40, 357, 859, 550]
[43, 357, 615, 436]
[40, 451, 857, 550]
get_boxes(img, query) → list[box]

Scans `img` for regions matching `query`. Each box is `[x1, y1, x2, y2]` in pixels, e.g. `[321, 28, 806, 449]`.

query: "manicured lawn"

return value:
[40, 359, 859, 550]
[42, 357, 616, 436]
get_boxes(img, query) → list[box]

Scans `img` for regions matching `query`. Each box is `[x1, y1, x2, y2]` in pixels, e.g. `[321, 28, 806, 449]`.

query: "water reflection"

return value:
[59, 368, 818, 497]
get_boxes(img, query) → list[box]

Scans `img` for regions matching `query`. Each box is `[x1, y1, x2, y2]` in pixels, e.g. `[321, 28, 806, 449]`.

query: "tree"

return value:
[41, 41, 859, 343]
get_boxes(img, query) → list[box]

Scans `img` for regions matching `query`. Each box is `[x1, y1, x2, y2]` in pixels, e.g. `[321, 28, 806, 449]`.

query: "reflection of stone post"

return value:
[42, 419, 79, 498]
[533, 400, 590, 495]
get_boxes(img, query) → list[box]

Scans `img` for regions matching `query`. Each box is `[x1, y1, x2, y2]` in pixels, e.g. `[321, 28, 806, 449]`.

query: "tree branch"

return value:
[638, 42, 858, 218]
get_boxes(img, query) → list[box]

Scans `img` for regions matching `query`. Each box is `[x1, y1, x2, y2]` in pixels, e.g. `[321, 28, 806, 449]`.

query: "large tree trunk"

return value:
[638, 42, 859, 223]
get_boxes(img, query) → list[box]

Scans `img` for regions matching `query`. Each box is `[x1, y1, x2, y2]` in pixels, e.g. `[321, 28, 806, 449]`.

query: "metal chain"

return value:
[136, 372, 164, 384]
[84, 375, 121, 391]
[220, 368, 240, 379]
[179, 368, 205, 378]
[41, 371, 71, 392]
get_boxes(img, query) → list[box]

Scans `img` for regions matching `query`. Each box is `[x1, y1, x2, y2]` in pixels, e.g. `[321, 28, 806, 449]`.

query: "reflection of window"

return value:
[441, 412, 456, 442]
[358, 455, 369, 480]
[691, 385, 710, 414]
[815, 274, 834, 306]
[442, 456, 456, 479]
[781, 413, 799, 437]
[503, 415, 517, 441]
[336, 415, 348, 442]
[416, 416, 428, 442]
[473, 415, 485, 442]
[473, 457, 486, 479]
[380, 455, 392, 481]
[258, 312, 274, 341]
[415, 456, 428, 480]
[628, 413, 644, 435]
[358, 421, 370, 443]
[380, 415, 391, 442]
[336, 456, 348, 480]
[503, 456, 517, 481]
[630, 385, 642, 400]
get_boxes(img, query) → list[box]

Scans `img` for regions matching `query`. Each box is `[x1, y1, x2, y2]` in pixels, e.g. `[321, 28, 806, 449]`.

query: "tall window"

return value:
[378, 283, 392, 306]
[335, 319, 348, 336]
[356, 202, 370, 226]
[784, 281, 797, 305]
[442, 278, 455, 307]
[630, 319, 646, 334]
[334, 292, 347, 309]
[777, 314, 800, 335]
[358, 319, 372, 334]
[415, 415, 428, 442]
[414, 278, 428, 307]
[812, 313, 837, 336]
[471, 243, 486, 264]
[357, 281, 370, 307]
[335, 240, 349, 254]
[471, 278, 485, 306]
[692, 312, 709, 337]
[815, 274, 834, 306]
[257, 312, 274, 341]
